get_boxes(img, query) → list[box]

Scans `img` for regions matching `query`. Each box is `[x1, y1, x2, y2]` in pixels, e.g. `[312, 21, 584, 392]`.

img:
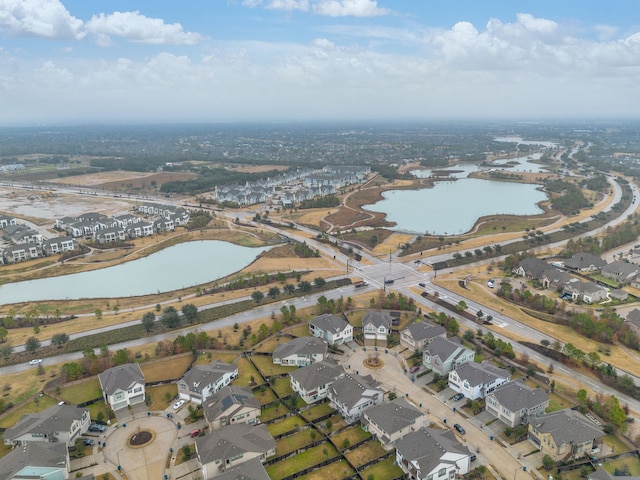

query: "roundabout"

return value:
[363, 352, 384, 370]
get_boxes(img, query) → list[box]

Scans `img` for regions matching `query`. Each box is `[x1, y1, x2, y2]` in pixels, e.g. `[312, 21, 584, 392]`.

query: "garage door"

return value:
[129, 394, 144, 405]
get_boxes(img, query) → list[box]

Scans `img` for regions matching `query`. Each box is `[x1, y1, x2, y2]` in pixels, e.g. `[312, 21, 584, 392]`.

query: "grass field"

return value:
[251, 355, 297, 377]
[193, 351, 238, 366]
[267, 415, 305, 437]
[297, 459, 356, 480]
[0, 395, 58, 428]
[344, 440, 385, 467]
[266, 442, 339, 480]
[359, 455, 404, 480]
[604, 455, 640, 476]
[331, 425, 371, 449]
[140, 353, 194, 382]
[287, 323, 311, 337]
[146, 384, 178, 410]
[260, 403, 287, 422]
[274, 428, 319, 457]
[254, 336, 287, 353]
[254, 386, 278, 406]
[235, 357, 262, 387]
[271, 377, 294, 398]
[58, 377, 102, 404]
[301, 403, 335, 422]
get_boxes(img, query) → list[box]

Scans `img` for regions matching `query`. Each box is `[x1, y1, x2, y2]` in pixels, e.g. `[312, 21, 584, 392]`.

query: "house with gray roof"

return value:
[625, 309, 640, 337]
[588, 468, 640, 480]
[3, 404, 90, 447]
[272, 336, 328, 366]
[213, 457, 270, 480]
[540, 269, 578, 291]
[564, 253, 606, 273]
[362, 398, 426, 448]
[563, 280, 607, 304]
[448, 361, 510, 400]
[178, 360, 238, 405]
[485, 380, 549, 427]
[98, 363, 145, 411]
[513, 257, 549, 279]
[195, 424, 275, 478]
[0, 442, 69, 479]
[400, 321, 447, 351]
[601, 261, 640, 285]
[528, 409, 604, 462]
[3, 243, 39, 264]
[309, 313, 353, 345]
[327, 373, 383, 424]
[395, 427, 471, 480]
[362, 311, 393, 341]
[42, 236, 74, 256]
[423, 336, 474, 376]
[0, 215, 17, 229]
[290, 359, 344, 404]
[203, 386, 260, 431]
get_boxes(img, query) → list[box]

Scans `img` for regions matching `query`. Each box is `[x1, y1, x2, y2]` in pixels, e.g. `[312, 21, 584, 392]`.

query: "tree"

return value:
[25, 336, 40, 354]
[0, 344, 13, 362]
[314, 277, 326, 288]
[0, 327, 7, 343]
[161, 307, 181, 329]
[283, 283, 295, 295]
[112, 349, 130, 366]
[51, 333, 69, 349]
[141, 312, 156, 332]
[94, 308, 103, 320]
[181, 304, 198, 323]
[251, 291, 264, 303]
[298, 281, 312, 292]
[542, 454, 555, 471]
[456, 300, 468, 312]
[61, 362, 85, 381]
[268, 287, 280, 299]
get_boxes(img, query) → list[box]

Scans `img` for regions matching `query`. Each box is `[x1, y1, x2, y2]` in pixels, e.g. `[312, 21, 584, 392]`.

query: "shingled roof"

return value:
[530, 409, 604, 447]
[98, 363, 144, 395]
[195, 424, 275, 465]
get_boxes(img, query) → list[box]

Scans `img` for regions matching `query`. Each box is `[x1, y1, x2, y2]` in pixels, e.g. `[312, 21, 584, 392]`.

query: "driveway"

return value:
[337, 346, 543, 480]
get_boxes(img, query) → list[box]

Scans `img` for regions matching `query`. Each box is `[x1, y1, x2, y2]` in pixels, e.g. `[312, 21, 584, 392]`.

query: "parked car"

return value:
[486, 281, 494, 288]
[470, 453, 477, 462]
[409, 366, 420, 373]
[453, 423, 465, 435]
[83, 438, 95, 446]
[89, 423, 106, 433]
[28, 358, 42, 365]
[418, 283, 426, 287]
[173, 400, 185, 410]
[453, 393, 464, 401]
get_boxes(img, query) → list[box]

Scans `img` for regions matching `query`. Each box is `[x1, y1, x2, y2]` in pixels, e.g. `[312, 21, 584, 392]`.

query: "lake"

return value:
[0, 240, 270, 304]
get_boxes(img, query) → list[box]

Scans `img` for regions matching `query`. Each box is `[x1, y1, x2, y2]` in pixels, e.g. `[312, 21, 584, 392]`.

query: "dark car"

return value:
[418, 283, 426, 287]
[470, 453, 477, 462]
[453, 393, 464, 401]
[453, 423, 465, 435]
[83, 438, 95, 446]
[89, 423, 106, 433]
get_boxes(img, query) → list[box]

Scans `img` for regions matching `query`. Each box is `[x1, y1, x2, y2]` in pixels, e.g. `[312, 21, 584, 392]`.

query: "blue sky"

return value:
[0, 0, 639, 124]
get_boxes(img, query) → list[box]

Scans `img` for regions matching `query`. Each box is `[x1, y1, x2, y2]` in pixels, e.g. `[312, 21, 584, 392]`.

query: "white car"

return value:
[173, 400, 185, 410]
[28, 359, 43, 365]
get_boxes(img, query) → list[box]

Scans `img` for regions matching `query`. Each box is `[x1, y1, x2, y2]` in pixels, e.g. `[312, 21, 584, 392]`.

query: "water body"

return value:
[0, 240, 270, 304]
[364, 175, 546, 235]
[494, 136, 558, 149]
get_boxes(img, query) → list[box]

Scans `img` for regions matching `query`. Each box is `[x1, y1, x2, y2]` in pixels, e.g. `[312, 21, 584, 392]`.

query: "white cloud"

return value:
[243, 0, 310, 12]
[0, 0, 84, 40]
[313, 0, 389, 17]
[85, 11, 202, 46]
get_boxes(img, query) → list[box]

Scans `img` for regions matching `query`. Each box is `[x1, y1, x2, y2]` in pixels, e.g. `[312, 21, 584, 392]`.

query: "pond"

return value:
[0, 240, 270, 303]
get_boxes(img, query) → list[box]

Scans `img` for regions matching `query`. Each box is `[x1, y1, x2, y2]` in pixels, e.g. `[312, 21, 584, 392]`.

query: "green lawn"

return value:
[271, 377, 294, 398]
[360, 455, 404, 480]
[235, 357, 263, 387]
[603, 434, 634, 454]
[331, 425, 371, 449]
[87, 400, 111, 422]
[267, 416, 305, 437]
[604, 456, 640, 476]
[260, 404, 287, 422]
[0, 395, 58, 428]
[321, 415, 346, 434]
[266, 443, 339, 480]
[301, 403, 335, 422]
[297, 459, 356, 480]
[274, 428, 319, 457]
[344, 440, 386, 467]
[58, 377, 102, 404]
[251, 355, 298, 377]
[254, 386, 278, 406]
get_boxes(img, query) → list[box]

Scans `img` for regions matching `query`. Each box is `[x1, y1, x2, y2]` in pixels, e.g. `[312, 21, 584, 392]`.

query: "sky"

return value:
[0, 0, 639, 124]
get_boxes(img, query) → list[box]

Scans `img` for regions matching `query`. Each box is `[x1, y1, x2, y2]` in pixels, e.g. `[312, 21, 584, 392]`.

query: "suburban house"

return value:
[272, 336, 328, 366]
[98, 363, 145, 411]
[177, 360, 238, 405]
[0, 442, 70, 480]
[563, 253, 606, 273]
[290, 359, 345, 404]
[625, 309, 640, 337]
[528, 409, 604, 462]
[563, 281, 608, 304]
[362, 311, 393, 341]
[94, 226, 127, 244]
[2, 404, 90, 447]
[3, 243, 39, 264]
[327, 373, 384, 424]
[540, 269, 578, 291]
[400, 321, 447, 351]
[588, 468, 639, 480]
[362, 398, 426, 449]
[195, 424, 275, 478]
[513, 257, 549, 279]
[42, 236, 75, 255]
[601, 261, 640, 285]
[423, 336, 475, 376]
[212, 458, 270, 480]
[0, 215, 17, 229]
[309, 313, 353, 345]
[395, 427, 471, 480]
[448, 361, 510, 400]
[203, 385, 261, 430]
[485, 381, 550, 427]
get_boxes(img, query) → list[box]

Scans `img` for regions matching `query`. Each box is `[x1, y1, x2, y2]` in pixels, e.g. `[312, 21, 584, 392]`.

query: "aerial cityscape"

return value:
[1, 2, 640, 480]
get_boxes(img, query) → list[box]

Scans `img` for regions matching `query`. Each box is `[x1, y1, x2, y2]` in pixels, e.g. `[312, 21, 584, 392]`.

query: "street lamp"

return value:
[514, 466, 526, 480]
[117, 448, 125, 471]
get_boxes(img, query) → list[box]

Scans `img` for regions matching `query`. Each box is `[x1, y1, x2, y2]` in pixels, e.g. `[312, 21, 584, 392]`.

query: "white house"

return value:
[327, 373, 384, 424]
[400, 321, 447, 351]
[177, 360, 238, 405]
[98, 363, 145, 411]
[309, 314, 353, 345]
[290, 359, 344, 404]
[448, 361, 510, 400]
[423, 337, 474, 376]
[362, 311, 393, 341]
[3, 404, 90, 447]
[272, 336, 328, 366]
